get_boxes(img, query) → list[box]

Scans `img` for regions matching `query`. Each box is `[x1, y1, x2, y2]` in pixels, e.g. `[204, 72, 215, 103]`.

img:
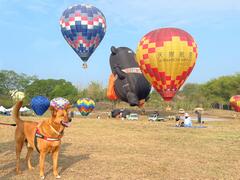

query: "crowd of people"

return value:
[175, 108, 203, 127]
[175, 109, 192, 127]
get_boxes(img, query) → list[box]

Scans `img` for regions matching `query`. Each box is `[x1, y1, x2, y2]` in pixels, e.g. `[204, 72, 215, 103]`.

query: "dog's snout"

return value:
[69, 118, 72, 122]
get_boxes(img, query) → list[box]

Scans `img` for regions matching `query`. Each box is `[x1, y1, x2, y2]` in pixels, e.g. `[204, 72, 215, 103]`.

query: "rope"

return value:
[0, 122, 16, 126]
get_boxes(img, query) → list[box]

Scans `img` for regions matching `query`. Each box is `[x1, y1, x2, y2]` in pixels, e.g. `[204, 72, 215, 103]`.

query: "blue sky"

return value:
[0, 0, 239, 88]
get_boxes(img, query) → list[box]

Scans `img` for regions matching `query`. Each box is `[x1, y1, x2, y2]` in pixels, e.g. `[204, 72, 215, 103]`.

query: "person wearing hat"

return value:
[175, 109, 185, 127]
[184, 113, 192, 127]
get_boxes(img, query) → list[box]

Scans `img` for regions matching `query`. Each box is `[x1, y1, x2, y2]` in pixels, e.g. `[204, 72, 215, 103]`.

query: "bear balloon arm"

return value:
[114, 66, 126, 80]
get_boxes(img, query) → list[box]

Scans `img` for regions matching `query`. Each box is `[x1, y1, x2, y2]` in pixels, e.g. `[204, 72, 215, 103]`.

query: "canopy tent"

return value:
[0, 106, 7, 113]
[20, 107, 31, 112]
[5, 107, 13, 112]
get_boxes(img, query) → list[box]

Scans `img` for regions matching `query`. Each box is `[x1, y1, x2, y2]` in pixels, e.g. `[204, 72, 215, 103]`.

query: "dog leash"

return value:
[0, 122, 16, 126]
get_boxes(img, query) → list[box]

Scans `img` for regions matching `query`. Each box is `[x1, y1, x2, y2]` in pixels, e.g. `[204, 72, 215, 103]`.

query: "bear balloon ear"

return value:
[111, 46, 117, 55]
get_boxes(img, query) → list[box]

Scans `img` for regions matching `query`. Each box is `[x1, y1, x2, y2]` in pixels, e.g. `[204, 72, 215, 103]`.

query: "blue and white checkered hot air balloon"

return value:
[60, 4, 107, 68]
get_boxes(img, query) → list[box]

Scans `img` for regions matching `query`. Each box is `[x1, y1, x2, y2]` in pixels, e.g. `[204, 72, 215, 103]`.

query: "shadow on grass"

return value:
[0, 141, 89, 179]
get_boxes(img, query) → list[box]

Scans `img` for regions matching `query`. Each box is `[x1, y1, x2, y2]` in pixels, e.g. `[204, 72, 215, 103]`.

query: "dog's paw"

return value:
[56, 175, 61, 179]
[40, 176, 45, 179]
[28, 166, 35, 170]
[16, 170, 22, 175]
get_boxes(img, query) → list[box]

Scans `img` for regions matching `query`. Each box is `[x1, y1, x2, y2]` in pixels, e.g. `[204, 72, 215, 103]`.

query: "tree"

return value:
[145, 90, 165, 109]
[78, 81, 106, 102]
[0, 70, 37, 106]
[0, 70, 37, 95]
[179, 83, 206, 106]
[202, 73, 240, 104]
[50, 81, 78, 102]
[25, 79, 78, 103]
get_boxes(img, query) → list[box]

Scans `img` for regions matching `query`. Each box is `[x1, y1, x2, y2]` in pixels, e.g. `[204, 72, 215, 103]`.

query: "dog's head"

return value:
[49, 105, 73, 128]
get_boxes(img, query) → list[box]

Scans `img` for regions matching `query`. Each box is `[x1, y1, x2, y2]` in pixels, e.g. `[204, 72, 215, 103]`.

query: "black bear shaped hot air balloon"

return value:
[107, 46, 151, 106]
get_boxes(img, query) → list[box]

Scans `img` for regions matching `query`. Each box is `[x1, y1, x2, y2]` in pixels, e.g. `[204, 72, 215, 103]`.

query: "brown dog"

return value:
[12, 101, 72, 179]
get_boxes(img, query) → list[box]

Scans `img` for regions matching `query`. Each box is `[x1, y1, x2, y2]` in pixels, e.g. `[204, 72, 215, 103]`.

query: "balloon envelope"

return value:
[50, 97, 70, 110]
[108, 46, 151, 106]
[136, 28, 198, 101]
[76, 98, 95, 116]
[230, 95, 240, 112]
[60, 4, 106, 63]
[31, 96, 50, 116]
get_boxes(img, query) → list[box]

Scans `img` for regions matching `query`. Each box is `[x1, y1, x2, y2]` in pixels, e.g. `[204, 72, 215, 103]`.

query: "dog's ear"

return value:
[49, 106, 57, 117]
[111, 46, 117, 55]
[66, 104, 74, 110]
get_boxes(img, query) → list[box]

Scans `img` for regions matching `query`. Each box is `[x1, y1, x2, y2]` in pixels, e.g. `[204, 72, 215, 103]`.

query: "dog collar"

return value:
[122, 67, 142, 74]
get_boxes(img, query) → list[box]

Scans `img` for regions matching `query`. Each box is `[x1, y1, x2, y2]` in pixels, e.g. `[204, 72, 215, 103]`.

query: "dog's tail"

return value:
[12, 101, 23, 125]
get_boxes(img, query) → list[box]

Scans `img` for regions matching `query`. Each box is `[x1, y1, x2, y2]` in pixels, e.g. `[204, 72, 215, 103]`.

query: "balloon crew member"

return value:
[195, 110, 202, 123]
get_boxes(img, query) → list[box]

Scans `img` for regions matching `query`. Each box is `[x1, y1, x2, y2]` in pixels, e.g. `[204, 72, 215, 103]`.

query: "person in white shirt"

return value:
[175, 112, 185, 127]
[184, 113, 192, 127]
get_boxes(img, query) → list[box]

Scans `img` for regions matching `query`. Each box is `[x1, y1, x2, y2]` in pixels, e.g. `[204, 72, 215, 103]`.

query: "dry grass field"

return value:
[0, 112, 240, 180]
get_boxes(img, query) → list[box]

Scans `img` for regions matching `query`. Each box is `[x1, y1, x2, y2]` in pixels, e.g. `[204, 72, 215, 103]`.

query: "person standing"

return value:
[195, 110, 202, 123]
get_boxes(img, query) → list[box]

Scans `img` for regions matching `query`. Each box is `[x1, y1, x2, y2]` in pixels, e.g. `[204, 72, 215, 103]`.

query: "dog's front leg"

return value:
[52, 147, 61, 178]
[39, 151, 47, 179]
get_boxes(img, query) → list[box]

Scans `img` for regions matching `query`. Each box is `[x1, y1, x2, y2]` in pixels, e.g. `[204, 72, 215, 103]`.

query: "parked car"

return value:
[126, 113, 138, 120]
[148, 113, 165, 121]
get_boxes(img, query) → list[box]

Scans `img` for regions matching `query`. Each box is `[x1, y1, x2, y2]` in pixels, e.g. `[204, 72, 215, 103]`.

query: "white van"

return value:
[126, 113, 138, 120]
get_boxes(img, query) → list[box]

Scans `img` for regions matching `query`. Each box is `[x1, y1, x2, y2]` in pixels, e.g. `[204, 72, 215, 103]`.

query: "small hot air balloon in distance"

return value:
[60, 4, 107, 68]
[230, 95, 240, 112]
[76, 98, 95, 116]
[50, 97, 70, 110]
[31, 96, 50, 116]
[136, 27, 198, 101]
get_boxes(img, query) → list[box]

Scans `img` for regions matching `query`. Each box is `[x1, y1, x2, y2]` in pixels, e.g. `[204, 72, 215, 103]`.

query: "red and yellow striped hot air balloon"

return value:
[136, 28, 198, 101]
[230, 95, 240, 112]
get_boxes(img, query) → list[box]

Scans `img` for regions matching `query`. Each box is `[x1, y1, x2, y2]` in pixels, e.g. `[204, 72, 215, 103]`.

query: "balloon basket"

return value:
[82, 63, 88, 69]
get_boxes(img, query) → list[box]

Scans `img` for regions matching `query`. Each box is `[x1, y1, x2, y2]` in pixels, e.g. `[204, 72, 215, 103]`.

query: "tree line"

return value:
[0, 70, 107, 107]
[0, 70, 239, 110]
